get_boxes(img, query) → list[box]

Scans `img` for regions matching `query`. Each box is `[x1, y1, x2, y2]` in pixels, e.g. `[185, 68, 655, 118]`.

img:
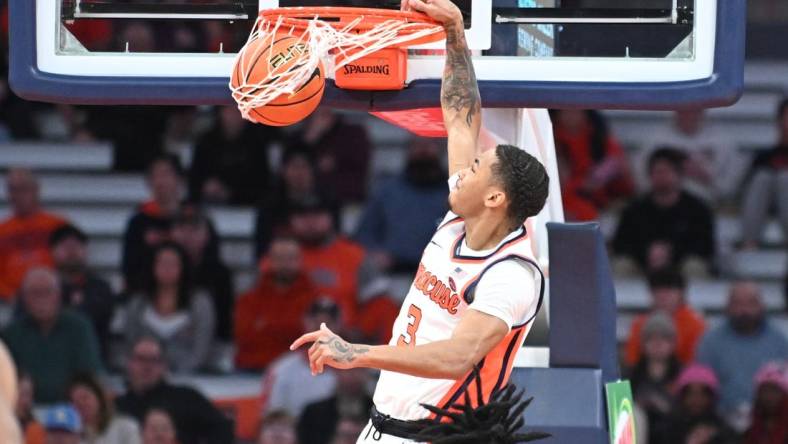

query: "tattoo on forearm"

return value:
[320, 336, 369, 363]
[441, 22, 480, 127]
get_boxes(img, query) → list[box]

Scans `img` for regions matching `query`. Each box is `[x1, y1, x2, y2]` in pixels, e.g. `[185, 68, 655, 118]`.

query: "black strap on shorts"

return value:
[369, 405, 428, 440]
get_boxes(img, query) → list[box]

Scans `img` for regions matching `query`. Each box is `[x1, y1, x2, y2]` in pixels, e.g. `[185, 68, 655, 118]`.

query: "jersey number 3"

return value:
[397, 304, 422, 346]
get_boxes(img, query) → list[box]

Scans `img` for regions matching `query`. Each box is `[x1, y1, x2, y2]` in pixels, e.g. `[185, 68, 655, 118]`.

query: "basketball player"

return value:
[290, 0, 550, 441]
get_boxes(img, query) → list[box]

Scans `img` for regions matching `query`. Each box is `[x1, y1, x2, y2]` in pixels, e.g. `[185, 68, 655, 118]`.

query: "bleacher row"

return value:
[0, 61, 786, 350]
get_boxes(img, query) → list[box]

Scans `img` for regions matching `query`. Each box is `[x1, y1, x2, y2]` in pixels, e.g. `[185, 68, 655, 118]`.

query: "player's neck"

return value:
[463, 214, 514, 251]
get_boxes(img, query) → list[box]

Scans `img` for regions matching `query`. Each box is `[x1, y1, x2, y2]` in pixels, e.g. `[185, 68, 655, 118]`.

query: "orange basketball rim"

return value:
[229, 5, 446, 121]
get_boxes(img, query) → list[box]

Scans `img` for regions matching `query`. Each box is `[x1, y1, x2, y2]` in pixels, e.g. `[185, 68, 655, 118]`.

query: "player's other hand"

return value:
[407, 0, 462, 26]
[289, 323, 370, 375]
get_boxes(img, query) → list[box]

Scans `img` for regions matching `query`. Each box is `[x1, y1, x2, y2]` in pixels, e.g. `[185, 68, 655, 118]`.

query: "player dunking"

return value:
[290, 0, 550, 442]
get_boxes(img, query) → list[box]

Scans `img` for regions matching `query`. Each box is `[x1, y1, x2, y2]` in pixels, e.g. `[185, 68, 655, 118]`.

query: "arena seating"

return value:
[0, 63, 784, 372]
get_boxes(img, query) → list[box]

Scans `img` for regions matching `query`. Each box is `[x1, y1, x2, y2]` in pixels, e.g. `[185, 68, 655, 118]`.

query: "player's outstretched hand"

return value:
[406, 0, 462, 26]
[289, 323, 370, 375]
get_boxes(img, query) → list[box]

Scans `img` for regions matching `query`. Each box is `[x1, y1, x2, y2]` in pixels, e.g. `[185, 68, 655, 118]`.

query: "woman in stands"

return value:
[68, 373, 141, 444]
[629, 312, 683, 444]
[744, 362, 788, 444]
[123, 242, 216, 373]
[664, 364, 738, 444]
[550, 109, 635, 221]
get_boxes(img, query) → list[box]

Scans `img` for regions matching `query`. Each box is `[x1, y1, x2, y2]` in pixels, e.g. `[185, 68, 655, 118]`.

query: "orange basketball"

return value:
[231, 33, 325, 126]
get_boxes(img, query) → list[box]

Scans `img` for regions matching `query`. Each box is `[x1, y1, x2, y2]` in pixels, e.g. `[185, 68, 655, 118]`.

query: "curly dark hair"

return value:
[491, 145, 550, 231]
[413, 368, 550, 444]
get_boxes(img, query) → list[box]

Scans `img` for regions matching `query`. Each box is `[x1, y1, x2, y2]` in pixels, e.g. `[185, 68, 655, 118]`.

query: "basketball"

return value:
[231, 33, 325, 126]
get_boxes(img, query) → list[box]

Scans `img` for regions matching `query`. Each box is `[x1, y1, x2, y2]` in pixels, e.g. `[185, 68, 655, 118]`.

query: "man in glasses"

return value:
[116, 337, 233, 444]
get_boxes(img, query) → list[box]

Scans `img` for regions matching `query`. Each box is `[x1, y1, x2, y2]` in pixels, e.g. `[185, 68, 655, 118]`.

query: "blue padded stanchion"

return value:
[509, 222, 619, 443]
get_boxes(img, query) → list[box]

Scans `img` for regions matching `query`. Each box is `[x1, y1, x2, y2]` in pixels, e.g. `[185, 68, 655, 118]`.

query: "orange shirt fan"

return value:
[229, 7, 445, 126]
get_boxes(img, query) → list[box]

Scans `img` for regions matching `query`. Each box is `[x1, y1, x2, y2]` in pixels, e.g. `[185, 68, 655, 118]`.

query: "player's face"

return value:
[448, 150, 500, 218]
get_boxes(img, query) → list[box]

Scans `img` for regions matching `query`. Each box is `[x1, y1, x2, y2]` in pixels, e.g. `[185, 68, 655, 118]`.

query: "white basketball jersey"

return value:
[372, 212, 545, 421]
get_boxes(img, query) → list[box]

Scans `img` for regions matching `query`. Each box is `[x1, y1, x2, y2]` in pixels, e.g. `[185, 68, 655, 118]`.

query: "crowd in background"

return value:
[0, 95, 784, 444]
[0, 3, 787, 444]
[553, 104, 788, 444]
[0, 90, 453, 443]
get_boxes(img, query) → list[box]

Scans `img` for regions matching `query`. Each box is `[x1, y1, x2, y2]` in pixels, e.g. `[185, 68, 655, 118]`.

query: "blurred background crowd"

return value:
[0, 1, 787, 444]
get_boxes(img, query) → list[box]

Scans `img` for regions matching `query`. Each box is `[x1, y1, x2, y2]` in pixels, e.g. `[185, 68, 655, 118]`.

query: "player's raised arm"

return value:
[408, 0, 481, 176]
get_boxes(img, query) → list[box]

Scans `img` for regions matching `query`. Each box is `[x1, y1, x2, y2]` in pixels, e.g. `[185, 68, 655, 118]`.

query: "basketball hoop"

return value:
[230, 7, 445, 120]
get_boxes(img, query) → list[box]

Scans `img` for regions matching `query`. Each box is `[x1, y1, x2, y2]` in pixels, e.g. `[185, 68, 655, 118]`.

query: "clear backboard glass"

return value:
[10, 0, 743, 108]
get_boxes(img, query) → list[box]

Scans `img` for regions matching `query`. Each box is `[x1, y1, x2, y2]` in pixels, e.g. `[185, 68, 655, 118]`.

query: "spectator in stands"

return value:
[171, 204, 233, 343]
[639, 109, 744, 203]
[50, 224, 117, 360]
[68, 373, 141, 444]
[288, 108, 372, 204]
[261, 299, 340, 418]
[697, 281, 788, 421]
[355, 137, 449, 273]
[258, 410, 297, 444]
[625, 267, 706, 368]
[124, 242, 215, 373]
[740, 98, 788, 250]
[116, 337, 234, 444]
[664, 364, 738, 444]
[630, 312, 682, 444]
[189, 106, 279, 205]
[254, 149, 337, 258]
[141, 408, 178, 444]
[298, 367, 373, 444]
[16, 372, 45, 444]
[330, 416, 368, 444]
[42, 404, 83, 444]
[3, 267, 102, 403]
[234, 234, 319, 371]
[550, 109, 634, 221]
[744, 361, 788, 444]
[0, 168, 66, 299]
[285, 197, 395, 328]
[122, 155, 185, 292]
[613, 148, 715, 275]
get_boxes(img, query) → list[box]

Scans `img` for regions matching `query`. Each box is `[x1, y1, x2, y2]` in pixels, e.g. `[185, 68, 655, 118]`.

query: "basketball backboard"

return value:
[9, 0, 745, 110]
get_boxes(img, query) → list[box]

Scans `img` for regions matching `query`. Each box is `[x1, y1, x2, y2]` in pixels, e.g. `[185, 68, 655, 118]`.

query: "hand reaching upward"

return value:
[404, 0, 480, 177]
[404, 0, 463, 26]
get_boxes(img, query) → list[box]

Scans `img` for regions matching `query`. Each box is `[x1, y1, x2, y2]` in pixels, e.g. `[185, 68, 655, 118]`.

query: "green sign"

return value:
[605, 380, 636, 444]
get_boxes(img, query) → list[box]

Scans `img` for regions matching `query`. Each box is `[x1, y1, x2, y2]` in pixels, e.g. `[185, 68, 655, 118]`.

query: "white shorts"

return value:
[355, 420, 425, 444]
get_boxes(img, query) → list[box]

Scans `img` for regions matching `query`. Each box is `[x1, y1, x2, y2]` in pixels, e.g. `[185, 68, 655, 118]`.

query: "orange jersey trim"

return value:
[429, 324, 527, 420]
[449, 229, 529, 264]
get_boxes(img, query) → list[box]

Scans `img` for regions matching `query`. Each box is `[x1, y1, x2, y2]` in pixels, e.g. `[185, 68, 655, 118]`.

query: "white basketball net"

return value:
[230, 13, 443, 121]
